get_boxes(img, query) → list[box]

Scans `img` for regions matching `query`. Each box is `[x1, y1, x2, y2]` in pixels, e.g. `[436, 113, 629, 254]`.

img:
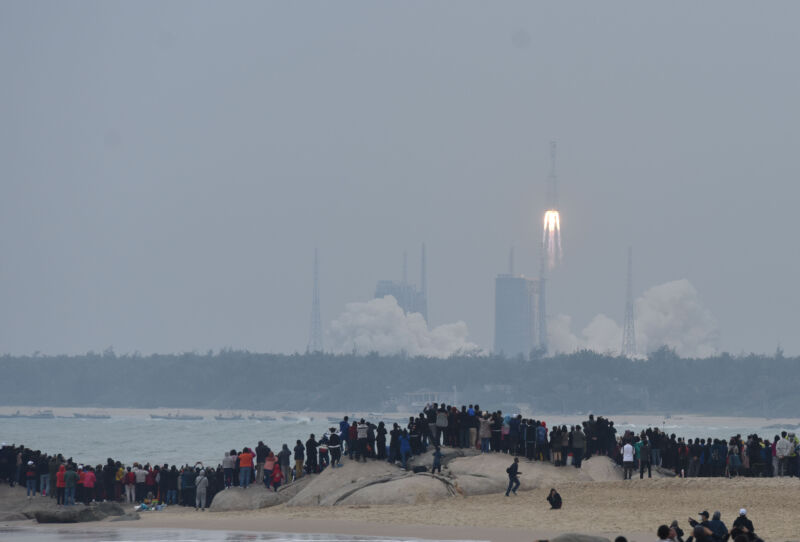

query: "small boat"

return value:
[73, 413, 111, 419]
[281, 416, 296, 422]
[248, 414, 277, 421]
[150, 413, 204, 421]
[214, 413, 244, 421]
[25, 410, 55, 419]
[0, 410, 22, 418]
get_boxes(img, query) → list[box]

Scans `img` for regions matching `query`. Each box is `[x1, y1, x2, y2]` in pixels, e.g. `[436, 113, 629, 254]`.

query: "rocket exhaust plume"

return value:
[542, 141, 562, 269]
[543, 208, 562, 269]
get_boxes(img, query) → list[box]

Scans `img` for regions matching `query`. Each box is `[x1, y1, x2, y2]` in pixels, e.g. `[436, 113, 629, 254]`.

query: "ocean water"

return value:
[0, 416, 341, 467]
[1, 412, 797, 468]
[0, 527, 484, 542]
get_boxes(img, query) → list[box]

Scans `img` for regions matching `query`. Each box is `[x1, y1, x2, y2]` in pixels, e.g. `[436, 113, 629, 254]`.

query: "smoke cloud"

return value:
[328, 296, 482, 357]
[549, 279, 719, 358]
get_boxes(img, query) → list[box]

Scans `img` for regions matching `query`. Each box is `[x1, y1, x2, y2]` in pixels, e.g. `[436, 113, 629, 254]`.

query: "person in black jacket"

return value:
[505, 457, 520, 496]
[376, 422, 387, 460]
[255, 441, 269, 483]
[305, 435, 318, 474]
[732, 509, 754, 535]
[547, 488, 562, 509]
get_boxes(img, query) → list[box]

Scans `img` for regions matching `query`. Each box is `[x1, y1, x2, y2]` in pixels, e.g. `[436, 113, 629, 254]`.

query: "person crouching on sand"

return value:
[547, 488, 561, 509]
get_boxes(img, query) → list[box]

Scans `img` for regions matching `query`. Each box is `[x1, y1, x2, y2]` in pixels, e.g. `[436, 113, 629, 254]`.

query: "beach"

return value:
[3, 475, 800, 541]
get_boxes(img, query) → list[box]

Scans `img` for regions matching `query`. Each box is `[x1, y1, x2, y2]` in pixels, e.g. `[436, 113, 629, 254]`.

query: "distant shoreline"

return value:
[1, 405, 799, 428]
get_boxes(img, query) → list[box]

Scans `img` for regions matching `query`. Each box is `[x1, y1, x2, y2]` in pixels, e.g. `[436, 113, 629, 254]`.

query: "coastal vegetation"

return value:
[2, 348, 795, 416]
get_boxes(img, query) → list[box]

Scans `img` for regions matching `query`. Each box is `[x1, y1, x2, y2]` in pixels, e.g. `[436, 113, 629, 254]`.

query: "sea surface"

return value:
[1, 409, 798, 468]
[0, 527, 484, 542]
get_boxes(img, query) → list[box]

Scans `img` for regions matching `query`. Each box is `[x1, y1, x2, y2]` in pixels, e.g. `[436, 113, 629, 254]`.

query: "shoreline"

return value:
[6, 513, 649, 542]
[2, 405, 799, 428]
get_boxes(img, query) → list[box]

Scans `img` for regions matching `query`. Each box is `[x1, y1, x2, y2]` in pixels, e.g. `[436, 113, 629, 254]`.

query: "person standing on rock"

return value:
[389, 423, 401, 464]
[293, 440, 305, 480]
[263, 451, 277, 488]
[356, 420, 368, 462]
[572, 426, 586, 468]
[222, 451, 234, 489]
[376, 422, 387, 460]
[277, 444, 291, 484]
[399, 430, 411, 470]
[238, 448, 255, 489]
[328, 429, 342, 468]
[255, 441, 269, 484]
[270, 463, 282, 491]
[432, 446, 443, 473]
[306, 434, 318, 473]
[339, 416, 350, 457]
[505, 457, 520, 496]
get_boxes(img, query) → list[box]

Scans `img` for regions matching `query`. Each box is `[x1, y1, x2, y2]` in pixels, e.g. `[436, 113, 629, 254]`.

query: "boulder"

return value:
[287, 460, 401, 506]
[209, 477, 311, 512]
[337, 474, 454, 505]
[33, 501, 127, 523]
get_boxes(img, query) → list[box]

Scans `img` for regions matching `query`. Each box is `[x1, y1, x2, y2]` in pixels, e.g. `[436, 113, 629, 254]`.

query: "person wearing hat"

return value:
[25, 460, 37, 498]
[327, 429, 342, 468]
[688, 510, 712, 531]
[732, 509, 754, 534]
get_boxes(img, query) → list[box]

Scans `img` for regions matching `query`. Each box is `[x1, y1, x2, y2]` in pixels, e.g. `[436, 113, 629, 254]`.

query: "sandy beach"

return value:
[6, 476, 799, 541]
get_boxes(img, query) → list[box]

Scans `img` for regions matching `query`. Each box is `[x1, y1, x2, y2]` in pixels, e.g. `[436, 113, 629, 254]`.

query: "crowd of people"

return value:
[1, 403, 797, 524]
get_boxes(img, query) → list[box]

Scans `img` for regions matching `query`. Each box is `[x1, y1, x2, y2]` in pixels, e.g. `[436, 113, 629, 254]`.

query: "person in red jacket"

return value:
[270, 464, 282, 492]
[124, 467, 136, 503]
[56, 465, 66, 505]
[76, 466, 85, 504]
[83, 467, 96, 504]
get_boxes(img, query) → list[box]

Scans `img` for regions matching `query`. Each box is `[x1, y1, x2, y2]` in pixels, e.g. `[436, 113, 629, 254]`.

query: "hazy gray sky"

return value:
[2, 1, 798, 356]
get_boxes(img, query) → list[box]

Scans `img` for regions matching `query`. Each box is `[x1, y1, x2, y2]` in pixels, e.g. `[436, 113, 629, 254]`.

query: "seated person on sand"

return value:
[546, 488, 561, 509]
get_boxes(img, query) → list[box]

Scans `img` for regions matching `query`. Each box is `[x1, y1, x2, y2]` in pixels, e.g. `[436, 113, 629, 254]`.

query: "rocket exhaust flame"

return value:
[543, 209, 562, 269]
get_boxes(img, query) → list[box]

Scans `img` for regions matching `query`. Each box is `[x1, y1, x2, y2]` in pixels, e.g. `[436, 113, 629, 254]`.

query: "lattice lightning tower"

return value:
[621, 246, 637, 358]
[307, 248, 323, 353]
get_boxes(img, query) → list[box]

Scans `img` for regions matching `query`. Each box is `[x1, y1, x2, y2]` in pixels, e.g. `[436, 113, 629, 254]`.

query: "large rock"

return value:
[209, 476, 311, 512]
[287, 460, 401, 506]
[33, 502, 126, 524]
[337, 473, 454, 506]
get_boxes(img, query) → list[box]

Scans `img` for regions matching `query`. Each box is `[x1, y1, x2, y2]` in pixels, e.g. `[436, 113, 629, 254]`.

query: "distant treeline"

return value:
[2, 347, 796, 416]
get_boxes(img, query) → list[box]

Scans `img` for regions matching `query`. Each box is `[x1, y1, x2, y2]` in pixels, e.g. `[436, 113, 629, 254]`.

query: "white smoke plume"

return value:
[328, 296, 482, 358]
[549, 279, 719, 358]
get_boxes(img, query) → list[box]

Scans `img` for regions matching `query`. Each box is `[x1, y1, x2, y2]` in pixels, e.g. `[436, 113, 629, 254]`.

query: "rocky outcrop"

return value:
[208, 452, 650, 511]
[33, 501, 133, 523]
[209, 475, 311, 511]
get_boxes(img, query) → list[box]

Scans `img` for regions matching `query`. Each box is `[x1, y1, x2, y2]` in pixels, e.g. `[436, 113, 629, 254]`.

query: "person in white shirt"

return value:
[622, 441, 635, 480]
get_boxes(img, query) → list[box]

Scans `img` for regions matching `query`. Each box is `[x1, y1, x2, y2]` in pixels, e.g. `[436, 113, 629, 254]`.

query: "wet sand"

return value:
[9, 476, 799, 541]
